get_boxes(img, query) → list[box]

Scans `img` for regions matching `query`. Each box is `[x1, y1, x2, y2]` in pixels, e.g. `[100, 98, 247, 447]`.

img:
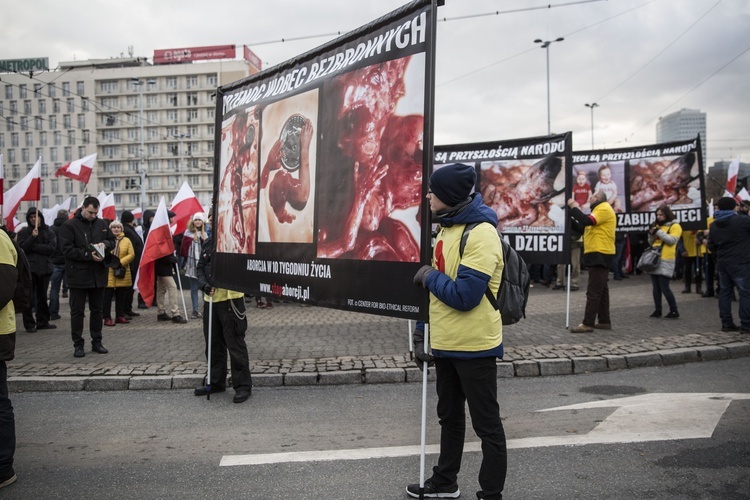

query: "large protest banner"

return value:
[572, 136, 705, 231]
[210, 0, 437, 320]
[435, 133, 572, 264]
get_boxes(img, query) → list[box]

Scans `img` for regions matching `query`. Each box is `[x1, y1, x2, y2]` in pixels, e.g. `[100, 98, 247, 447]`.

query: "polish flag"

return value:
[55, 153, 97, 184]
[96, 191, 116, 221]
[3, 157, 41, 231]
[41, 196, 73, 224]
[169, 181, 204, 235]
[131, 207, 143, 220]
[725, 157, 740, 195]
[135, 197, 175, 307]
[737, 187, 750, 202]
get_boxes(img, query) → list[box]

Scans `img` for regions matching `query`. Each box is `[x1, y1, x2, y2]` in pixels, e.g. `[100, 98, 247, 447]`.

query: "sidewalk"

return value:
[8, 272, 750, 391]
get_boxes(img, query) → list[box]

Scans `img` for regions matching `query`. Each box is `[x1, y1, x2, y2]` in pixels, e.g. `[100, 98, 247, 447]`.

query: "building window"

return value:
[127, 128, 139, 140]
[81, 130, 88, 144]
[166, 77, 177, 89]
[19, 85, 27, 98]
[146, 95, 158, 107]
[33, 84, 42, 97]
[128, 144, 139, 156]
[55, 195, 63, 204]
[81, 97, 89, 111]
[20, 116, 28, 131]
[6, 118, 14, 132]
[168, 159, 178, 170]
[207, 108, 215, 119]
[103, 146, 119, 158]
[127, 95, 139, 108]
[34, 116, 42, 130]
[167, 110, 178, 122]
[62, 82, 70, 96]
[104, 162, 121, 174]
[0, 134, 3, 148]
[68, 130, 75, 145]
[39, 131, 47, 146]
[147, 128, 158, 139]
[21, 148, 29, 162]
[188, 109, 198, 122]
[146, 111, 157, 123]
[77, 114, 85, 128]
[187, 125, 198, 136]
[67, 98, 75, 113]
[186, 92, 198, 106]
[77, 81, 85, 96]
[9, 101, 17, 115]
[10, 133, 18, 147]
[148, 159, 158, 171]
[78, 146, 86, 158]
[48, 85, 56, 98]
[25, 132, 33, 146]
[8, 150, 15, 162]
[53, 99, 60, 113]
[63, 115, 71, 129]
[103, 129, 120, 141]
[147, 144, 159, 156]
[167, 126, 178, 137]
[100, 81, 118, 93]
[128, 160, 139, 172]
[50, 147, 58, 161]
[167, 93, 178, 107]
[49, 115, 57, 129]
[24, 100, 32, 114]
[186, 75, 198, 89]
[101, 96, 118, 109]
[54, 131, 61, 145]
[35, 147, 43, 159]
[64, 146, 72, 161]
[38, 99, 46, 113]
[207, 74, 217, 86]
[4, 85, 12, 99]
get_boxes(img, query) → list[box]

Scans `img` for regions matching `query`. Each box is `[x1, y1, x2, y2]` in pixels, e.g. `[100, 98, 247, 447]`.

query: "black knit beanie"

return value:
[429, 163, 476, 207]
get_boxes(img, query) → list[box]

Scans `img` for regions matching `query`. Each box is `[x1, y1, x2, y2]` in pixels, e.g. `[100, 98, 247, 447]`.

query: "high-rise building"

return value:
[1, 49, 259, 224]
[656, 108, 707, 169]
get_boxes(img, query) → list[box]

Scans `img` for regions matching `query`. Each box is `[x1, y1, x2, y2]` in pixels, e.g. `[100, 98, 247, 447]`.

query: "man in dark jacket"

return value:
[48, 209, 69, 320]
[707, 197, 750, 334]
[58, 197, 115, 357]
[17, 208, 57, 332]
[120, 210, 143, 318]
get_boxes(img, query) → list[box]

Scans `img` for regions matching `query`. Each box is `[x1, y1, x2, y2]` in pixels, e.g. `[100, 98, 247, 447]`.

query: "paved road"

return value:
[3, 358, 749, 499]
[7, 272, 750, 390]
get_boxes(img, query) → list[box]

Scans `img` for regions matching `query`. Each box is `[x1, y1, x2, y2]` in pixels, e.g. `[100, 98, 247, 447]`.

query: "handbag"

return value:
[637, 245, 662, 273]
[113, 266, 127, 279]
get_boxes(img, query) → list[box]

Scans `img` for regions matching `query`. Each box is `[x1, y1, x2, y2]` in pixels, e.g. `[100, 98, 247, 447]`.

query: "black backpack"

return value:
[459, 222, 531, 325]
[11, 240, 33, 313]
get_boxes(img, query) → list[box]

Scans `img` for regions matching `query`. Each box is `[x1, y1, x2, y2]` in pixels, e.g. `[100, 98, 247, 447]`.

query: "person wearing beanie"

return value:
[16, 208, 57, 332]
[708, 197, 750, 333]
[408, 163, 507, 500]
[119, 210, 143, 318]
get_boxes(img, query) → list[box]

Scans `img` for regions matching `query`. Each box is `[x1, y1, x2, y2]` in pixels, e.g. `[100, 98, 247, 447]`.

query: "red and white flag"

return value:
[55, 153, 97, 184]
[131, 207, 143, 220]
[3, 157, 41, 231]
[169, 181, 204, 235]
[135, 197, 175, 307]
[726, 157, 740, 195]
[737, 187, 750, 202]
[101, 192, 116, 221]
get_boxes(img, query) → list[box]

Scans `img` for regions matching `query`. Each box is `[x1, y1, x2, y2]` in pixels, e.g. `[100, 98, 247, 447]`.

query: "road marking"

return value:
[220, 392, 750, 466]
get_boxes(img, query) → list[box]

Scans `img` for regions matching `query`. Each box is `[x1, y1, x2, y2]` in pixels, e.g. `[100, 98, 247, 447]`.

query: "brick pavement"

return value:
[7, 272, 750, 391]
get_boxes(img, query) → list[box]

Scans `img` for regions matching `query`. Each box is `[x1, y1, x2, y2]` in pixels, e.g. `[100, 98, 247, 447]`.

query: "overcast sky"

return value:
[3, 0, 748, 168]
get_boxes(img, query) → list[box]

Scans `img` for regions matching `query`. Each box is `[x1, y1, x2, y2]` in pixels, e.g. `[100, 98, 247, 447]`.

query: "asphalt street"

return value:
[4, 356, 749, 499]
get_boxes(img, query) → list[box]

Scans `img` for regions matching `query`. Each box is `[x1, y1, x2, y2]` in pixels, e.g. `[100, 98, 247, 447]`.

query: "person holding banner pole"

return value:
[408, 164, 506, 500]
[194, 238, 252, 404]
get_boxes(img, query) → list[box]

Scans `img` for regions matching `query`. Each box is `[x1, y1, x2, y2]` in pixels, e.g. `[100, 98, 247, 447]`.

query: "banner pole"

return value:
[419, 323, 429, 500]
[565, 264, 571, 328]
[408, 320, 413, 360]
[175, 262, 189, 320]
[206, 295, 213, 401]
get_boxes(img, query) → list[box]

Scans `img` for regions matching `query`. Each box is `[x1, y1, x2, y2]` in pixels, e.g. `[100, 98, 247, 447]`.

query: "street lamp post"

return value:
[173, 133, 191, 186]
[585, 103, 599, 149]
[534, 37, 564, 135]
[131, 78, 156, 215]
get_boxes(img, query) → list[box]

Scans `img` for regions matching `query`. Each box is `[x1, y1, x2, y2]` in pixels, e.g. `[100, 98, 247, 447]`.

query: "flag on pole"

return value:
[131, 207, 143, 220]
[101, 193, 116, 221]
[55, 153, 97, 184]
[3, 157, 41, 230]
[726, 157, 740, 195]
[169, 181, 204, 235]
[134, 197, 174, 307]
[737, 187, 750, 202]
[41, 196, 74, 224]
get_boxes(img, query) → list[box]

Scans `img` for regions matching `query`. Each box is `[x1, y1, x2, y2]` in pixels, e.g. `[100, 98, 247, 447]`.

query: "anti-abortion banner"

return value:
[435, 133, 572, 264]
[572, 136, 705, 231]
[210, 0, 437, 320]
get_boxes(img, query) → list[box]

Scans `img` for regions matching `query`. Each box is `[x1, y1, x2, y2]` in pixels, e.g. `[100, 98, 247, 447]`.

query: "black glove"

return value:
[413, 329, 434, 371]
[413, 265, 435, 288]
[202, 285, 214, 295]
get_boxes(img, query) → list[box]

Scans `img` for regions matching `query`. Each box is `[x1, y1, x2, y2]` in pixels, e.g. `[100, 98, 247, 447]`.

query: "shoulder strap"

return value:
[459, 222, 500, 311]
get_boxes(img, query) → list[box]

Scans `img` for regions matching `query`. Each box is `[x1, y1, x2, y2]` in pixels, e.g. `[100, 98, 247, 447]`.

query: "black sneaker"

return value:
[157, 313, 171, 321]
[172, 315, 188, 324]
[649, 311, 662, 318]
[50, 314, 62, 320]
[0, 468, 17, 489]
[194, 386, 225, 396]
[74, 346, 85, 358]
[406, 478, 460, 498]
[233, 389, 252, 403]
[722, 324, 740, 332]
[36, 323, 57, 330]
[665, 311, 680, 319]
[92, 343, 109, 354]
[125, 311, 140, 317]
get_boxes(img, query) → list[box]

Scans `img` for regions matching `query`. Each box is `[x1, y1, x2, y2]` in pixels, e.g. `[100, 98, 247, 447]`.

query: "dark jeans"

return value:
[432, 357, 506, 500]
[705, 254, 716, 295]
[682, 256, 702, 290]
[611, 238, 626, 278]
[718, 263, 750, 329]
[202, 298, 252, 391]
[22, 273, 52, 329]
[49, 264, 66, 316]
[583, 265, 610, 326]
[103, 287, 128, 319]
[0, 361, 15, 478]
[69, 288, 105, 348]
[651, 274, 677, 314]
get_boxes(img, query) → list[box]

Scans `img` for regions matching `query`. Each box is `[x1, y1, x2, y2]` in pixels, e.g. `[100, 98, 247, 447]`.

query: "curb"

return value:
[8, 341, 749, 392]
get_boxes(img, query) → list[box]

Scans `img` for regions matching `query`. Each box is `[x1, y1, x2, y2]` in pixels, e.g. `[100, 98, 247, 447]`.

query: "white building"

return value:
[1, 52, 258, 222]
[656, 108, 707, 169]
